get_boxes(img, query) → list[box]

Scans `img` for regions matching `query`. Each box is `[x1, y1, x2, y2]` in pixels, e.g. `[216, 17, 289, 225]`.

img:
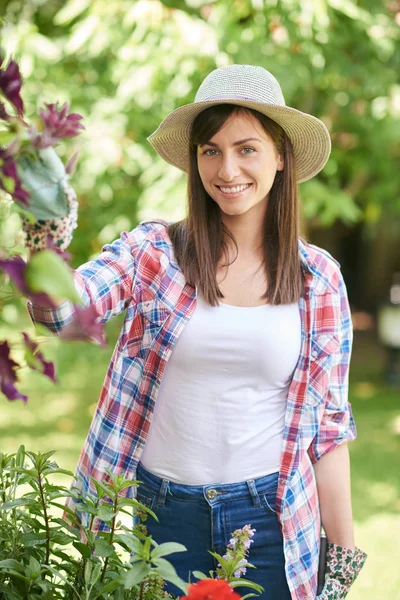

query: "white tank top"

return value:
[140, 294, 301, 484]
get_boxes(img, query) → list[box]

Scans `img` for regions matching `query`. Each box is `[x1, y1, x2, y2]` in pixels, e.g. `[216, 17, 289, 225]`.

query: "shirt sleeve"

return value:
[308, 274, 357, 463]
[26, 230, 139, 334]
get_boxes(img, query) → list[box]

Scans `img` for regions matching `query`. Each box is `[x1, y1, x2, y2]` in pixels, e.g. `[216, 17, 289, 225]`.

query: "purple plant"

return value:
[60, 304, 107, 347]
[0, 55, 24, 115]
[22, 332, 57, 383]
[30, 102, 84, 149]
[0, 255, 57, 308]
[216, 524, 257, 582]
[0, 340, 28, 402]
[0, 55, 84, 209]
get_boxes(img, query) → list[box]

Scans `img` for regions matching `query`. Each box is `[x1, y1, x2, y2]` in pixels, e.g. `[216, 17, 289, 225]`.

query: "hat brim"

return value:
[147, 99, 331, 183]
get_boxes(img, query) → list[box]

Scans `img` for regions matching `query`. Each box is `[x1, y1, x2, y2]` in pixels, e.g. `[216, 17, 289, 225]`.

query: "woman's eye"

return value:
[241, 147, 256, 154]
[203, 149, 218, 156]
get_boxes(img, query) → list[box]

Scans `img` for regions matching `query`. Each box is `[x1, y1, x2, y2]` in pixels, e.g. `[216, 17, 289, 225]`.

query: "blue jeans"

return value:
[134, 463, 292, 600]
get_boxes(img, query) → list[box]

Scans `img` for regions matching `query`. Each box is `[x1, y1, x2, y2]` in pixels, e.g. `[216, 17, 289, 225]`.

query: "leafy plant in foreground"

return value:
[0, 447, 263, 599]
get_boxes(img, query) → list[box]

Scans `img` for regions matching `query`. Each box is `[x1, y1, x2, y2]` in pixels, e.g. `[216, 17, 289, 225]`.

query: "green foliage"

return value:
[0, 446, 189, 599]
[25, 251, 82, 305]
[0, 446, 264, 598]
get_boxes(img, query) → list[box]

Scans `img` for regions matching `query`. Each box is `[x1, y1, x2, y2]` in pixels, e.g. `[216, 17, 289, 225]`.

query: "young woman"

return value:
[26, 64, 366, 600]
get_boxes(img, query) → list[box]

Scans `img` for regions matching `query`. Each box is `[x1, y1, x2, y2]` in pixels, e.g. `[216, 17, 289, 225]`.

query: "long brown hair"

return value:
[168, 104, 304, 306]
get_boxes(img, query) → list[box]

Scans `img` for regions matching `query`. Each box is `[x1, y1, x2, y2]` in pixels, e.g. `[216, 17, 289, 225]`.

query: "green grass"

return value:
[1, 307, 399, 598]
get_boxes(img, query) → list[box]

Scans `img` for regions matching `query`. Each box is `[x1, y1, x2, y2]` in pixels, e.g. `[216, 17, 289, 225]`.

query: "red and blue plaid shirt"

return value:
[28, 219, 356, 600]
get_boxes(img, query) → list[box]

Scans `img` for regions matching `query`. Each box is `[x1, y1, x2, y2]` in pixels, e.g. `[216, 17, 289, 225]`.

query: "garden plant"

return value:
[0, 446, 263, 599]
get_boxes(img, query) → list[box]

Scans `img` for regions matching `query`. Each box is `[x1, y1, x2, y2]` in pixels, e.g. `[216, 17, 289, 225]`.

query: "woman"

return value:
[26, 64, 366, 599]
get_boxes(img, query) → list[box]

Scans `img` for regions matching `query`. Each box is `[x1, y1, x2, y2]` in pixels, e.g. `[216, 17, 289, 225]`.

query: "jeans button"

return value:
[206, 489, 218, 499]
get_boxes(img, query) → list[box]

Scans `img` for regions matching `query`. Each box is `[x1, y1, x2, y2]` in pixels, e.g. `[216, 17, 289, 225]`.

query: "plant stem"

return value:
[138, 580, 145, 600]
[100, 497, 118, 583]
[77, 505, 99, 596]
[37, 472, 51, 565]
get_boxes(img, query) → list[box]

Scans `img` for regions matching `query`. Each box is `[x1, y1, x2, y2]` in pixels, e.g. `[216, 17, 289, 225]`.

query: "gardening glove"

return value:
[18, 146, 79, 252]
[21, 177, 78, 252]
[317, 543, 367, 599]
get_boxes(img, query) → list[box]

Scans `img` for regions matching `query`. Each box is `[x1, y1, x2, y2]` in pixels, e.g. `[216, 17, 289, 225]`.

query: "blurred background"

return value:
[0, 1, 399, 598]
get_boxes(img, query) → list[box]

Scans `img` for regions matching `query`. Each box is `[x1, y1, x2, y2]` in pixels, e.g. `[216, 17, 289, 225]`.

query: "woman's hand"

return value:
[22, 178, 78, 253]
[317, 543, 367, 599]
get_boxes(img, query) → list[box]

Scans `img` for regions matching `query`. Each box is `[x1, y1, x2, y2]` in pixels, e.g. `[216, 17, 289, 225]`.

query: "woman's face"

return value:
[196, 111, 284, 220]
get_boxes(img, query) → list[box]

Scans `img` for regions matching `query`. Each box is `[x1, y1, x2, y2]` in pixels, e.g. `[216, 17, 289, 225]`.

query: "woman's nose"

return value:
[218, 155, 241, 181]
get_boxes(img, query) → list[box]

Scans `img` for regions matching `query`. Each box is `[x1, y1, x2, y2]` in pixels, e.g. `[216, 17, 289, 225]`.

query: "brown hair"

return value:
[168, 104, 304, 306]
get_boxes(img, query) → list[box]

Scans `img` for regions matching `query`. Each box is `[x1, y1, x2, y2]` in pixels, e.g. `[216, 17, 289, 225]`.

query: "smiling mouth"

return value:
[216, 184, 252, 194]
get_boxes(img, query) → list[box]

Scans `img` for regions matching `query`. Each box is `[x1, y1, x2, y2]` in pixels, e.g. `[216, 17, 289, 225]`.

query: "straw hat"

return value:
[148, 64, 331, 183]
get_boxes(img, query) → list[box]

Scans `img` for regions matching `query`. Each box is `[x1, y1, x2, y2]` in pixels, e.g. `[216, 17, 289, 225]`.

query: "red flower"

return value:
[0, 56, 24, 116]
[181, 579, 241, 600]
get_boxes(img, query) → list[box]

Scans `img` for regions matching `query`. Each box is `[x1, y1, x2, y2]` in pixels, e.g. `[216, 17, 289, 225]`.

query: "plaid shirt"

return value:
[27, 219, 356, 600]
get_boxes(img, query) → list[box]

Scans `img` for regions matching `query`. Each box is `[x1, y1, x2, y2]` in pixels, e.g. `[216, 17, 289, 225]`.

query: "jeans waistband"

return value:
[136, 462, 279, 505]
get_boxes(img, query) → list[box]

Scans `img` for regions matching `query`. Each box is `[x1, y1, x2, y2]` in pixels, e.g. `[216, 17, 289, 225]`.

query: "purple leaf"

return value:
[31, 102, 84, 149]
[0, 148, 30, 206]
[0, 255, 57, 308]
[60, 304, 107, 347]
[0, 340, 28, 402]
[22, 332, 57, 383]
[65, 150, 79, 175]
[0, 101, 10, 121]
[0, 57, 24, 116]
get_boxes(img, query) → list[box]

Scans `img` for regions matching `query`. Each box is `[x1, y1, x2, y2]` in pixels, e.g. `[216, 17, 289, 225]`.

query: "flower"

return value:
[0, 148, 30, 206]
[60, 304, 106, 347]
[234, 558, 247, 579]
[216, 524, 257, 583]
[0, 340, 27, 402]
[180, 579, 241, 600]
[22, 332, 57, 383]
[0, 56, 24, 116]
[31, 102, 84, 149]
[0, 255, 57, 308]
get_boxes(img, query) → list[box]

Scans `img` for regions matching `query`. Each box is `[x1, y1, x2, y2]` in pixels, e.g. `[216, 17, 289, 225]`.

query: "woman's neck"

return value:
[222, 212, 265, 258]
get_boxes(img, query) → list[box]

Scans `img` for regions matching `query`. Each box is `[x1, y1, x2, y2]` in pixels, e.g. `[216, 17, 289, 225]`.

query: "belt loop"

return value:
[157, 478, 169, 507]
[246, 479, 261, 507]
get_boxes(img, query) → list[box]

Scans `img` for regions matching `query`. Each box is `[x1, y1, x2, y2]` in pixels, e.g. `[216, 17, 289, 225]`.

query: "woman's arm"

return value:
[314, 441, 355, 548]
[27, 230, 140, 334]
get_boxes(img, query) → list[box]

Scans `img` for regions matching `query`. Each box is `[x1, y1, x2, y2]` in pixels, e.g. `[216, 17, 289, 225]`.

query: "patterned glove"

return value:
[317, 543, 367, 599]
[21, 178, 78, 252]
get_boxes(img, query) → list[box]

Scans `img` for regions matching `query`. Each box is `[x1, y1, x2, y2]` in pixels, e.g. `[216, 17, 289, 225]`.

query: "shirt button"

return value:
[312, 348, 318, 358]
[206, 489, 218, 499]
